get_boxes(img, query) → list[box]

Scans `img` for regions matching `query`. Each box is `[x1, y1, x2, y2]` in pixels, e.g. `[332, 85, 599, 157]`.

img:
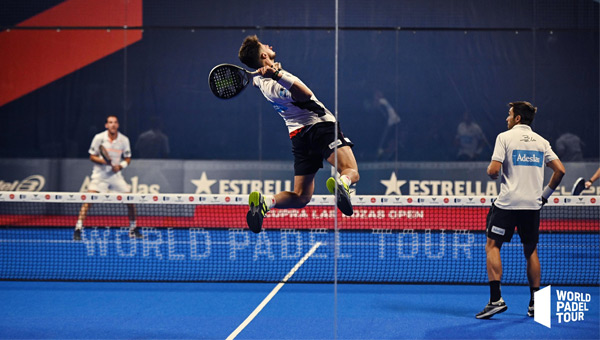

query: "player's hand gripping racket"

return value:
[208, 64, 259, 99]
[99, 145, 113, 166]
[571, 177, 586, 195]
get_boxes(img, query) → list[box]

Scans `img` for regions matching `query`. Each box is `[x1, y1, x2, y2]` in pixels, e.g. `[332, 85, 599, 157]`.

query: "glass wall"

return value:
[0, 0, 598, 162]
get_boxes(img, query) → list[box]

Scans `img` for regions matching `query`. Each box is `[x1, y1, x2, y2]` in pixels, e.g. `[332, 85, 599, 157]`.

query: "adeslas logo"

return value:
[512, 150, 543, 167]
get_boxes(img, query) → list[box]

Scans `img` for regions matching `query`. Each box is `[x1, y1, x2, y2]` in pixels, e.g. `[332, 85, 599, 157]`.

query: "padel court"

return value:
[0, 281, 598, 339]
[1, 193, 598, 339]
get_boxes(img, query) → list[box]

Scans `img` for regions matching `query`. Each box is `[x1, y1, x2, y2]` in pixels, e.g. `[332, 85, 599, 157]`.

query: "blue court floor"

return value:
[0, 281, 598, 339]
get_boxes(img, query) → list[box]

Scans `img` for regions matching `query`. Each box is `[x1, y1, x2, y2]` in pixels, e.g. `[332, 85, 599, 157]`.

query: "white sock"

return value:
[75, 220, 83, 230]
[129, 221, 137, 230]
[265, 195, 276, 210]
[340, 175, 351, 187]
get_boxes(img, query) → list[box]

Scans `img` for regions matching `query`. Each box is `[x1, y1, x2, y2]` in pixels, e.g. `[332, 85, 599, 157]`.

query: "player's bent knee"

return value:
[296, 195, 312, 208]
[485, 238, 502, 252]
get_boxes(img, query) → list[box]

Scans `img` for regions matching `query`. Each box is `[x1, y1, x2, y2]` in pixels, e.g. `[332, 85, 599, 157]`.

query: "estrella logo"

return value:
[512, 150, 543, 167]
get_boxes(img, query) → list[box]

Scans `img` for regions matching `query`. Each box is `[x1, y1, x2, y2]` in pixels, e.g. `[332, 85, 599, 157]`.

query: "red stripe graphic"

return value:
[0, 0, 143, 107]
[2, 206, 598, 232]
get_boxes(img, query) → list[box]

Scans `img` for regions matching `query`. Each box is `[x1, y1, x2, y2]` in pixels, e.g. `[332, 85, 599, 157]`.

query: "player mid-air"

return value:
[237, 35, 360, 233]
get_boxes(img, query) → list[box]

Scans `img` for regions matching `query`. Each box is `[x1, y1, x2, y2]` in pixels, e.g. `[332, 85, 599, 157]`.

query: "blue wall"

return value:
[0, 0, 598, 161]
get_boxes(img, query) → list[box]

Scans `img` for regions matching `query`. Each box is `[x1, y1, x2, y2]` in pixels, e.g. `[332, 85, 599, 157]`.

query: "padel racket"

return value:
[571, 177, 586, 195]
[99, 145, 113, 166]
[208, 64, 258, 99]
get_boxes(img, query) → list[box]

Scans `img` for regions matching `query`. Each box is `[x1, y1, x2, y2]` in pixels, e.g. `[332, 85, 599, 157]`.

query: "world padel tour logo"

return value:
[534, 286, 591, 328]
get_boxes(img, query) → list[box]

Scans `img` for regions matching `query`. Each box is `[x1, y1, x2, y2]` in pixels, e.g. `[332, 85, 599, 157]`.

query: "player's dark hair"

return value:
[239, 35, 262, 69]
[106, 115, 118, 123]
[508, 101, 537, 125]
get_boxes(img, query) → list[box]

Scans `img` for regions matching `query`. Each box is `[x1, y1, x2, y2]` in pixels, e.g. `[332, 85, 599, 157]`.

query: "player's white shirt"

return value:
[89, 131, 132, 179]
[253, 70, 335, 134]
[491, 124, 558, 210]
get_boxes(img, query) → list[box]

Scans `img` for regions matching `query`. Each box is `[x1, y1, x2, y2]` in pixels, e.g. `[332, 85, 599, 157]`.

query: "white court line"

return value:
[226, 241, 323, 340]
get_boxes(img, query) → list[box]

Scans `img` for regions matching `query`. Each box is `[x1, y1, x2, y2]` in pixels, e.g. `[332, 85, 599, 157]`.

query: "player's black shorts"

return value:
[291, 122, 354, 176]
[485, 203, 540, 244]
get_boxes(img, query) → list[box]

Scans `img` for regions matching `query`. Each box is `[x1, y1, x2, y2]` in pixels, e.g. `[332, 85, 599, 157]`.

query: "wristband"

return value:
[120, 160, 128, 169]
[542, 186, 554, 200]
[271, 69, 281, 80]
[277, 72, 296, 90]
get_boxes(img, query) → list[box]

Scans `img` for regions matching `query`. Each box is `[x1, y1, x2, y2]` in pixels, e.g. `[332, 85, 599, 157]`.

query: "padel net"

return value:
[0, 192, 598, 285]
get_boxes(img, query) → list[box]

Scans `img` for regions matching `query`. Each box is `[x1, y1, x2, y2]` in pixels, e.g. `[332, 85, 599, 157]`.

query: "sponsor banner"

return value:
[3, 204, 598, 232]
[512, 150, 544, 167]
[1, 159, 599, 196]
[0, 158, 56, 191]
[2, 192, 598, 207]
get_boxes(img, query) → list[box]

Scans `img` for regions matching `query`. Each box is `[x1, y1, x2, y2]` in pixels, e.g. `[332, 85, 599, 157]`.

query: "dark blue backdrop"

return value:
[0, 0, 598, 161]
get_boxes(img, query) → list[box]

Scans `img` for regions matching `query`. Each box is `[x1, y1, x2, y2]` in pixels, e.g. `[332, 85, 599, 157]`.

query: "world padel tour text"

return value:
[556, 290, 590, 323]
[78, 228, 475, 261]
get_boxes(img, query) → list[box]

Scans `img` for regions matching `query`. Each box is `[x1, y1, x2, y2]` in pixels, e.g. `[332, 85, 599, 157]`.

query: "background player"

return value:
[584, 167, 600, 191]
[74, 115, 140, 240]
[238, 35, 360, 233]
[476, 101, 565, 319]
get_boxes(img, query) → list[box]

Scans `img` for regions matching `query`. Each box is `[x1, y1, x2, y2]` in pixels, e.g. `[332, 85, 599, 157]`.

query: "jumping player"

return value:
[238, 35, 360, 233]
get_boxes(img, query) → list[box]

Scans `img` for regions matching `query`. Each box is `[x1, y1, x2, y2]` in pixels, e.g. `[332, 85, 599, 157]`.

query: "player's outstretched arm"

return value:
[259, 65, 313, 101]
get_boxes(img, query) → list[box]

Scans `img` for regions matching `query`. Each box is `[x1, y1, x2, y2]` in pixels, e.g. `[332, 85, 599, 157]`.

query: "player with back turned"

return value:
[476, 101, 565, 319]
[238, 35, 360, 233]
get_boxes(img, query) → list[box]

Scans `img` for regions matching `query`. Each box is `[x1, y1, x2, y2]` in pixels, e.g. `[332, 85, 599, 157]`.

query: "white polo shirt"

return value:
[253, 70, 335, 134]
[491, 124, 558, 209]
[89, 131, 131, 178]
